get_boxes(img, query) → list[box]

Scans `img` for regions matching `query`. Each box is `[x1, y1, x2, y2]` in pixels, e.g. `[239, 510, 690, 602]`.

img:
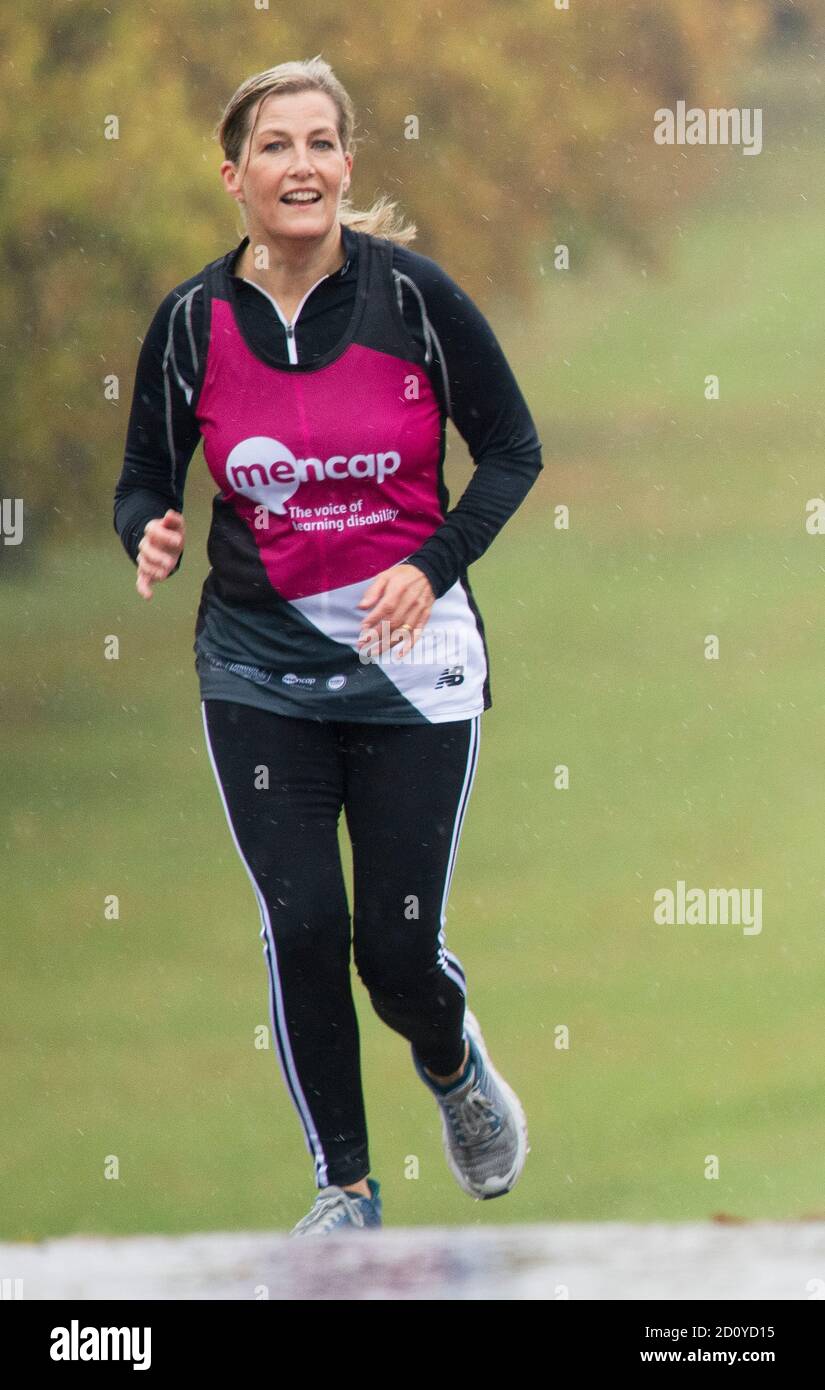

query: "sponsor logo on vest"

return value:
[226, 436, 402, 514]
[200, 651, 274, 685]
[327, 674, 348, 690]
[224, 660, 273, 685]
[435, 664, 465, 689]
[282, 672, 316, 686]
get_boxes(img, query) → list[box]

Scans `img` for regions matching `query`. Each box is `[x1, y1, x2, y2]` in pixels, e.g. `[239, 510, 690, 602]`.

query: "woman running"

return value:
[114, 56, 543, 1236]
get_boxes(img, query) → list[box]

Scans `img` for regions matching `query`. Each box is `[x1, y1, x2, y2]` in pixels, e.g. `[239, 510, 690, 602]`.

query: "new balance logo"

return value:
[435, 665, 465, 689]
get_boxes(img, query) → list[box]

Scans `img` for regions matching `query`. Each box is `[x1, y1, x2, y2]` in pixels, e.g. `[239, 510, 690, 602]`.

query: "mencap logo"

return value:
[226, 436, 402, 514]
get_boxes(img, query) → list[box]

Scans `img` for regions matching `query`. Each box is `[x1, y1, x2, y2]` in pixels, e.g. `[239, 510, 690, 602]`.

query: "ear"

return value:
[220, 160, 244, 204]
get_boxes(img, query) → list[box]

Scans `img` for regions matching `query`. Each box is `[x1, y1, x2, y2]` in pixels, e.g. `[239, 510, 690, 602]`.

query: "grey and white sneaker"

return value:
[412, 1009, 529, 1200]
[288, 1178, 383, 1236]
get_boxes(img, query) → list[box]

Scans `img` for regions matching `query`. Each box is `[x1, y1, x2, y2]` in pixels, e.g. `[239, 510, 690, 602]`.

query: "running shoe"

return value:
[412, 1008, 529, 1200]
[288, 1178, 383, 1236]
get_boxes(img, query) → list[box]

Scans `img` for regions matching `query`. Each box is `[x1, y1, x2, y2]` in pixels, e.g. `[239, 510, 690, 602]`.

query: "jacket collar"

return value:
[228, 221, 358, 281]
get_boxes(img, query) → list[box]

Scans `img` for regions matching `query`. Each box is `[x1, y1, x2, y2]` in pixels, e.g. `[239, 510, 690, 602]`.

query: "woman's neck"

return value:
[235, 223, 347, 298]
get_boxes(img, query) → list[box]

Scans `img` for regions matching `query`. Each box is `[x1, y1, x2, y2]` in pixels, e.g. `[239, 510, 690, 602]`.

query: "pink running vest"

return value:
[192, 230, 489, 723]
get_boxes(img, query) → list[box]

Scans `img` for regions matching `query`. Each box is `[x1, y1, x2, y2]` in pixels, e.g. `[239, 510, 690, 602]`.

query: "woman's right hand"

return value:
[136, 509, 186, 600]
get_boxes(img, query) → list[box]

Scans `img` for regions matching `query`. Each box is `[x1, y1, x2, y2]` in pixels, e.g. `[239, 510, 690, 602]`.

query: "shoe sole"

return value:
[289, 1218, 382, 1236]
[440, 1008, 530, 1201]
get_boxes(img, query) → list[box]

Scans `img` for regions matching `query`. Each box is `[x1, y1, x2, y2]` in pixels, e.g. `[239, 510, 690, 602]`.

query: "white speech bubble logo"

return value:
[225, 437, 403, 515]
[226, 436, 300, 515]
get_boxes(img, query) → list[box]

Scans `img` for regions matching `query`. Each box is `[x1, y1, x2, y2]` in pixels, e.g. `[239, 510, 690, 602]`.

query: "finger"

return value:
[392, 603, 434, 655]
[357, 574, 387, 611]
[364, 615, 418, 659]
[388, 629, 415, 659]
[138, 555, 170, 584]
[357, 571, 432, 646]
[140, 539, 178, 568]
[151, 527, 183, 551]
[402, 614, 429, 647]
[385, 597, 430, 637]
[357, 618, 399, 658]
[138, 559, 172, 584]
[357, 595, 423, 652]
[385, 625, 419, 659]
[356, 629, 380, 660]
[142, 531, 182, 558]
[358, 580, 407, 630]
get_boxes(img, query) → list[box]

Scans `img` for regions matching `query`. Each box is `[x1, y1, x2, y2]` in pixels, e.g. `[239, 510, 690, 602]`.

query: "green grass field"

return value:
[3, 51, 825, 1237]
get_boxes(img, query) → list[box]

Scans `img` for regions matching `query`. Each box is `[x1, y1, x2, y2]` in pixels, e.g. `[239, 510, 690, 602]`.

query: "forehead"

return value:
[255, 89, 339, 131]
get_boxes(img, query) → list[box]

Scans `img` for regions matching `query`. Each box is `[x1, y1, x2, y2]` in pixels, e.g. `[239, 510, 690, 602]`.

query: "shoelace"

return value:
[443, 1084, 501, 1148]
[293, 1188, 367, 1235]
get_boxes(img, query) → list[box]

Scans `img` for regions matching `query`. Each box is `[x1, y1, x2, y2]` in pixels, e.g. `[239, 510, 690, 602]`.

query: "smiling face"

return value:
[221, 88, 353, 247]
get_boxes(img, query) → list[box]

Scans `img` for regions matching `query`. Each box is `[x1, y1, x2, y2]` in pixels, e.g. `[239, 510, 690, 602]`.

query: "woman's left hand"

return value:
[357, 563, 436, 657]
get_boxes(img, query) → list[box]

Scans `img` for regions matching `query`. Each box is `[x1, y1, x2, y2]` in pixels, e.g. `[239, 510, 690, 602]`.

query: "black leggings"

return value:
[200, 698, 481, 1188]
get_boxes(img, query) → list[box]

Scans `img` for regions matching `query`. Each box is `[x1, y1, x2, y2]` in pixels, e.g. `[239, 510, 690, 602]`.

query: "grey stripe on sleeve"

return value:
[392, 269, 453, 420]
[161, 284, 202, 492]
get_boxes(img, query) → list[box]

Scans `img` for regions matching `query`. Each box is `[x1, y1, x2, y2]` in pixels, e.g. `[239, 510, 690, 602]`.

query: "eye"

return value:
[263, 139, 334, 152]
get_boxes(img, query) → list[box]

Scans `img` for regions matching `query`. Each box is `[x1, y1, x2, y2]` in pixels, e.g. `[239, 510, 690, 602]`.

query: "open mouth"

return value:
[281, 192, 322, 205]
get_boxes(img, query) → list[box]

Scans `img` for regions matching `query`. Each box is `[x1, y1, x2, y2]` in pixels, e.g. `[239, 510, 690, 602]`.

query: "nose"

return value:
[288, 143, 317, 174]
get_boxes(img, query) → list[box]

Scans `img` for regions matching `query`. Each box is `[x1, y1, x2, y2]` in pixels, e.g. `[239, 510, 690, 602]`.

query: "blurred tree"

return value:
[0, 0, 783, 556]
[769, 0, 824, 42]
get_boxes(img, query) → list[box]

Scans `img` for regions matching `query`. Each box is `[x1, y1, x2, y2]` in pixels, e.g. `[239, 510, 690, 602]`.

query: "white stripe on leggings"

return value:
[200, 701, 331, 1188]
[437, 714, 481, 996]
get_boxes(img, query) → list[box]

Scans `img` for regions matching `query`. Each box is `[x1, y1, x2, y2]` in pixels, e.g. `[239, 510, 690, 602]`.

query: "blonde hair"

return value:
[213, 55, 417, 245]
